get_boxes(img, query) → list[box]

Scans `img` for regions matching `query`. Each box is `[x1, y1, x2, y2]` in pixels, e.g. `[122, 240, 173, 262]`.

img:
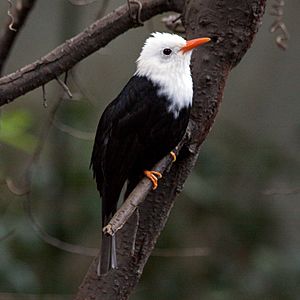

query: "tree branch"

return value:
[0, 0, 180, 106]
[0, 0, 37, 75]
[75, 0, 267, 299]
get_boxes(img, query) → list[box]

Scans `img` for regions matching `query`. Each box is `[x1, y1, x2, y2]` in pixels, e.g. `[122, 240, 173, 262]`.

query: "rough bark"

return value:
[75, 0, 266, 299]
[0, 0, 179, 106]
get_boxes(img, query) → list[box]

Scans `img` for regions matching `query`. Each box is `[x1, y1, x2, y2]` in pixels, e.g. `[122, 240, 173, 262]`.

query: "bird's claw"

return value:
[170, 151, 176, 162]
[144, 170, 162, 190]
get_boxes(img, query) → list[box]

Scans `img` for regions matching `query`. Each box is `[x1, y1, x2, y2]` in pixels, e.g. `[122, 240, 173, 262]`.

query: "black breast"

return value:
[127, 76, 191, 180]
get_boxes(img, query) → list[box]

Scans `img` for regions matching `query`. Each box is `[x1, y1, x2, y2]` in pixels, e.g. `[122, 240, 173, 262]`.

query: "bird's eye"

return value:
[163, 48, 172, 55]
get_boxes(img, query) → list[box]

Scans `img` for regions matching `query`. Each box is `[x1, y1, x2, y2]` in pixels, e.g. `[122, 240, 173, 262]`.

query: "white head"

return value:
[135, 32, 210, 116]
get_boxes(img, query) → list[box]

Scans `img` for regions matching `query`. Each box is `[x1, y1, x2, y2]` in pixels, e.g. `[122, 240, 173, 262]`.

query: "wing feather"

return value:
[90, 76, 156, 218]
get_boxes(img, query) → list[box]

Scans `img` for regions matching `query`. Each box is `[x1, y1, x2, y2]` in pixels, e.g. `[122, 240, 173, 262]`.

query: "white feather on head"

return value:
[135, 32, 193, 117]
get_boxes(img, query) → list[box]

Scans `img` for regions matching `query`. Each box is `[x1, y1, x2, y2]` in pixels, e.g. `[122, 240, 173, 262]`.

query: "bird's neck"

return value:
[135, 65, 193, 117]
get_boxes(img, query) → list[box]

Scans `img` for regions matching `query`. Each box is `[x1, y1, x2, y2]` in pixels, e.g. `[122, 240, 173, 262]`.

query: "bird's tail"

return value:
[98, 193, 119, 276]
[98, 179, 138, 275]
[97, 231, 117, 275]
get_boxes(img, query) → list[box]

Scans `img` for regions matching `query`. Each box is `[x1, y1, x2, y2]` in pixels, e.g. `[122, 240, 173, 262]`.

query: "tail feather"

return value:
[98, 233, 117, 275]
[98, 178, 139, 275]
[98, 199, 119, 275]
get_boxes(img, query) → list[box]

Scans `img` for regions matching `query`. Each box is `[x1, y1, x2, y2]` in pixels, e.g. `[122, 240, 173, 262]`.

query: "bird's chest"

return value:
[134, 101, 189, 170]
[151, 71, 193, 117]
[141, 96, 190, 147]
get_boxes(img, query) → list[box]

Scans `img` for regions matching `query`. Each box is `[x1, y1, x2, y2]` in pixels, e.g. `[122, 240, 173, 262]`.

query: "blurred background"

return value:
[0, 0, 299, 299]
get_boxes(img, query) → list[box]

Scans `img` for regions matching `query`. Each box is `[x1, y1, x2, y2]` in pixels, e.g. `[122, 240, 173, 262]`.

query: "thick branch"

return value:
[0, 0, 37, 75]
[0, 0, 179, 106]
[75, 0, 267, 299]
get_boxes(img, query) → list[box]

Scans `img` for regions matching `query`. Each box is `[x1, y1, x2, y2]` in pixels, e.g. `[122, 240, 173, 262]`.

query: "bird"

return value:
[91, 32, 210, 274]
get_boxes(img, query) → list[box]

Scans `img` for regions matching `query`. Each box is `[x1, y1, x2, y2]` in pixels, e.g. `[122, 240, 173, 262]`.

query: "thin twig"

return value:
[26, 100, 62, 170]
[56, 76, 73, 98]
[269, 0, 289, 50]
[127, 0, 144, 25]
[7, 0, 17, 32]
[64, 70, 69, 84]
[42, 84, 47, 107]
[69, 69, 98, 106]
[0, 0, 37, 75]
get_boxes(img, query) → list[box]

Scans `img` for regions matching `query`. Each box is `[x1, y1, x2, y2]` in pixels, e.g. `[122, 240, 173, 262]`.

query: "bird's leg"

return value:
[144, 170, 162, 190]
[170, 151, 176, 162]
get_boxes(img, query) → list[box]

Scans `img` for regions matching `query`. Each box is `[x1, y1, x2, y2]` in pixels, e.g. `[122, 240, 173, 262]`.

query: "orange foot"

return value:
[144, 170, 162, 190]
[170, 151, 176, 162]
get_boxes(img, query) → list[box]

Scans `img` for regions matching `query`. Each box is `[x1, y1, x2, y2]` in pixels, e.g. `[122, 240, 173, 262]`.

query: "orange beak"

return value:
[180, 37, 211, 53]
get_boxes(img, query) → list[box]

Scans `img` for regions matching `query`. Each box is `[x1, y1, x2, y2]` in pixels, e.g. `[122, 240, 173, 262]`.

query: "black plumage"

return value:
[89, 31, 212, 274]
[91, 75, 190, 272]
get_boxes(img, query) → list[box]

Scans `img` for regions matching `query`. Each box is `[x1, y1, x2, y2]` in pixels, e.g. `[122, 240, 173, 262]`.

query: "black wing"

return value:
[91, 75, 190, 274]
[91, 76, 159, 222]
[91, 75, 190, 223]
